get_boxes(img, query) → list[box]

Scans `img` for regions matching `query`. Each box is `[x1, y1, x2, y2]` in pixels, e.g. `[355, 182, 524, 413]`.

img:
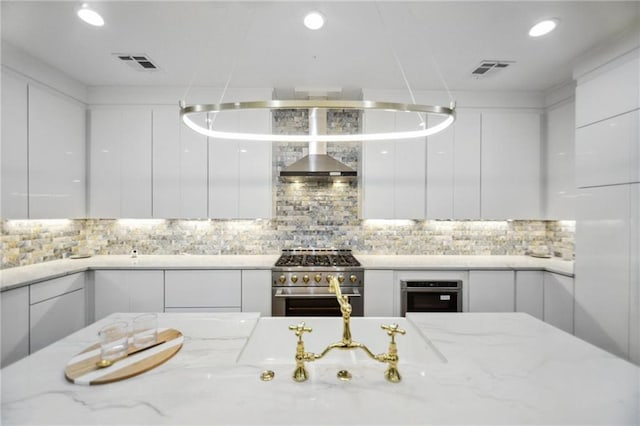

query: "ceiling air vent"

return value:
[471, 60, 514, 79]
[113, 53, 160, 71]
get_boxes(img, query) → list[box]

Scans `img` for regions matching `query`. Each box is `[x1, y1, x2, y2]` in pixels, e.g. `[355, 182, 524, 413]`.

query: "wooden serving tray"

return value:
[65, 328, 183, 385]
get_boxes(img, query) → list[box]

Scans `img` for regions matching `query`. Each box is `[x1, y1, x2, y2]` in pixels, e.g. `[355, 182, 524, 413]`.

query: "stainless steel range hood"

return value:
[279, 108, 357, 182]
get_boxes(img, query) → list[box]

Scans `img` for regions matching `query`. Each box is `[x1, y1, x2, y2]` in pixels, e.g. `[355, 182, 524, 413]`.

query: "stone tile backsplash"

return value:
[1, 218, 575, 268]
[0, 109, 575, 269]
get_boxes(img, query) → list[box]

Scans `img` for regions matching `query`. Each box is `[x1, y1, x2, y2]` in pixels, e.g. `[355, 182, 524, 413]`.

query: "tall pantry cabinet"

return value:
[574, 48, 640, 364]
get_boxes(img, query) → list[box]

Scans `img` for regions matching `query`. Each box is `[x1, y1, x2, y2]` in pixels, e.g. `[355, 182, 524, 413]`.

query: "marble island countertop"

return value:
[1, 312, 637, 425]
[0, 255, 573, 291]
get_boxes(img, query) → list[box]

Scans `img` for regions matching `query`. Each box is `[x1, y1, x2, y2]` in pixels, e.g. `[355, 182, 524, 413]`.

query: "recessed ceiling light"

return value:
[528, 18, 559, 37]
[304, 11, 325, 30]
[77, 3, 104, 27]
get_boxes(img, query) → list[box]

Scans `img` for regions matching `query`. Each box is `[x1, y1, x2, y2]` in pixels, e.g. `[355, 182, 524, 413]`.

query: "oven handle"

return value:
[274, 288, 362, 298]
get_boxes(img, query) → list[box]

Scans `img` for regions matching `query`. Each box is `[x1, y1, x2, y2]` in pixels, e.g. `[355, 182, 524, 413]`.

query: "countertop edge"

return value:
[1, 255, 574, 292]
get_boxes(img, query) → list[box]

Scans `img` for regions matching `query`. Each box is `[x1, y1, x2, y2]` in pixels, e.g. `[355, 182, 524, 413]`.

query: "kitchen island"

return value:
[1, 312, 637, 425]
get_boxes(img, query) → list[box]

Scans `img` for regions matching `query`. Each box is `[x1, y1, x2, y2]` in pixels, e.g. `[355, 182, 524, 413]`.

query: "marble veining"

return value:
[1, 312, 637, 425]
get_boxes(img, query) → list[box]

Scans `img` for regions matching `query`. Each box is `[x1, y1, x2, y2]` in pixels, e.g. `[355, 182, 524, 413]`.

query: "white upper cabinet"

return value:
[1, 70, 28, 219]
[89, 108, 152, 218]
[28, 84, 86, 218]
[575, 51, 639, 128]
[152, 106, 208, 218]
[481, 111, 542, 219]
[575, 109, 639, 187]
[426, 111, 481, 219]
[361, 108, 426, 219]
[209, 108, 272, 219]
[545, 101, 576, 219]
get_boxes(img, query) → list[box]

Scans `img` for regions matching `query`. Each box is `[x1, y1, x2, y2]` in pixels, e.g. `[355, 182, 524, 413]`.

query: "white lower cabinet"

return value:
[515, 271, 544, 320]
[29, 273, 86, 354]
[543, 272, 574, 334]
[364, 270, 395, 316]
[164, 270, 241, 312]
[94, 270, 164, 320]
[468, 271, 515, 312]
[241, 270, 271, 316]
[1, 286, 30, 367]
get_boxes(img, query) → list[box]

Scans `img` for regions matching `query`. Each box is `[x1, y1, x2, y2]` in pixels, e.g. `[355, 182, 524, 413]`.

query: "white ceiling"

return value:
[2, 1, 639, 93]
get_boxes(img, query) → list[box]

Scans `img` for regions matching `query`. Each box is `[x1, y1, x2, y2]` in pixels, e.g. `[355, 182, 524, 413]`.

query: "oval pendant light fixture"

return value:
[180, 3, 456, 143]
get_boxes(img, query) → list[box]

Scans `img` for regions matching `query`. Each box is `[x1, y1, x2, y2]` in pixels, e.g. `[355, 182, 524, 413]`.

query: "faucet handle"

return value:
[381, 323, 406, 341]
[289, 322, 313, 339]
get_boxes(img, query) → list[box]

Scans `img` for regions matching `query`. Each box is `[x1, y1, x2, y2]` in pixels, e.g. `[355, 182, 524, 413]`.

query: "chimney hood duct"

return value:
[279, 108, 357, 182]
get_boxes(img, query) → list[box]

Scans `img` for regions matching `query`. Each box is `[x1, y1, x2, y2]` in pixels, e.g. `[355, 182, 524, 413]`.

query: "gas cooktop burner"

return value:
[274, 249, 361, 268]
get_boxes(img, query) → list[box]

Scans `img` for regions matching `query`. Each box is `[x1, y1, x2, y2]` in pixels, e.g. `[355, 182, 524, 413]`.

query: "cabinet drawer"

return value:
[30, 273, 84, 304]
[165, 270, 241, 308]
[30, 288, 85, 353]
[576, 110, 639, 187]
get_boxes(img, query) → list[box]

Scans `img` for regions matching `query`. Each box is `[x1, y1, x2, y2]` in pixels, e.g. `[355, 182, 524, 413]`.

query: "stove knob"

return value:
[338, 275, 345, 284]
[291, 275, 298, 283]
[303, 275, 310, 284]
[325, 274, 334, 283]
[314, 274, 322, 283]
[349, 275, 358, 284]
[279, 275, 286, 284]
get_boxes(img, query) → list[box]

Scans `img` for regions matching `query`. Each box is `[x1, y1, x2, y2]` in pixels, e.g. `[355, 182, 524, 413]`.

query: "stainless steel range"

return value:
[272, 248, 364, 317]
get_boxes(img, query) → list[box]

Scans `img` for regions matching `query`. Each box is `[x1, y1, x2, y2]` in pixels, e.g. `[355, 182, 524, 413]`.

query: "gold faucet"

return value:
[288, 276, 406, 383]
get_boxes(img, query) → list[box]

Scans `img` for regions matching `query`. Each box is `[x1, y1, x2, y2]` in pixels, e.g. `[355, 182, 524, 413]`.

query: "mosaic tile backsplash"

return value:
[0, 219, 575, 269]
[0, 109, 575, 269]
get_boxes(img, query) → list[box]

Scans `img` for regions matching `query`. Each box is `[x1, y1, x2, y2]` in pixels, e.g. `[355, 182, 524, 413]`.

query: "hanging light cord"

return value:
[374, 2, 421, 118]
[406, 3, 455, 105]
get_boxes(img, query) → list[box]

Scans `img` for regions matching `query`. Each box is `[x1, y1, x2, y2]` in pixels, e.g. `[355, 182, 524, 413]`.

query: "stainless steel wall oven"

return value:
[400, 280, 462, 315]
[272, 249, 364, 317]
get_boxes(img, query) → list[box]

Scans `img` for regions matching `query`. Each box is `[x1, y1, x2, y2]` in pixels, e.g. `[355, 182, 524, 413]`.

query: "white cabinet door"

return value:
[361, 108, 426, 219]
[94, 270, 164, 320]
[1, 70, 28, 219]
[30, 288, 85, 353]
[575, 185, 631, 359]
[630, 183, 640, 365]
[28, 84, 86, 218]
[361, 138, 395, 219]
[575, 110, 639, 188]
[364, 270, 394, 316]
[468, 271, 515, 312]
[208, 108, 272, 219]
[543, 272, 574, 334]
[515, 271, 543, 320]
[545, 101, 576, 219]
[1, 286, 29, 367]
[153, 106, 208, 218]
[165, 270, 241, 309]
[88, 109, 121, 218]
[481, 112, 542, 219]
[89, 108, 152, 218]
[121, 110, 152, 217]
[241, 270, 271, 316]
[575, 53, 639, 127]
[427, 111, 481, 219]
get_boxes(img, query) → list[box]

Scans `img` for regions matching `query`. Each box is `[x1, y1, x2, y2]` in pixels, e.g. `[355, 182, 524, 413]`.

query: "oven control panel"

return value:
[272, 271, 363, 287]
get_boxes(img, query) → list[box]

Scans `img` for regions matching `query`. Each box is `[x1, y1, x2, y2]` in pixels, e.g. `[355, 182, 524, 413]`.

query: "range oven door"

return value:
[272, 287, 364, 317]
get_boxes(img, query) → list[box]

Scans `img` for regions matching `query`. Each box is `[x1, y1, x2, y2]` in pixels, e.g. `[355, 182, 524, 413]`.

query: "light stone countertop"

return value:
[1, 312, 637, 425]
[0, 255, 574, 291]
